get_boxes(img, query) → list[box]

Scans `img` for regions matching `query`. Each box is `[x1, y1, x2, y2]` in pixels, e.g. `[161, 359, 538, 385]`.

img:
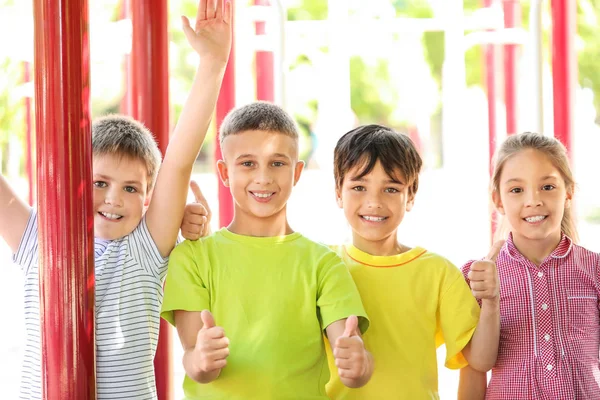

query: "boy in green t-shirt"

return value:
[161, 101, 372, 399]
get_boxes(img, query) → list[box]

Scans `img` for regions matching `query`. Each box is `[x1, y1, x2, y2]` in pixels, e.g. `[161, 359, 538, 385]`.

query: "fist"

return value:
[467, 241, 504, 300]
[181, 180, 211, 240]
[193, 310, 229, 373]
[333, 316, 367, 380]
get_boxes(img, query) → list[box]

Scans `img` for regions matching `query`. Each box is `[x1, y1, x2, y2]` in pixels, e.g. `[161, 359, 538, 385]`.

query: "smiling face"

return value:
[493, 148, 572, 250]
[93, 154, 150, 240]
[217, 130, 304, 226]
[337, 159, 414, 250]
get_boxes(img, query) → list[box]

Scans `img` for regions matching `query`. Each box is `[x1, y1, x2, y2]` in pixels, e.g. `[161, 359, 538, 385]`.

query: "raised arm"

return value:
[146, 0, 232, 257]
[0, 174, 31, 253]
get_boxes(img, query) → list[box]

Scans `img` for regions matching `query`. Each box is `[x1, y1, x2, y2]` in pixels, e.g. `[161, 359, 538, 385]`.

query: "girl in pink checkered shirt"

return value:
[459, 132, 600, 400]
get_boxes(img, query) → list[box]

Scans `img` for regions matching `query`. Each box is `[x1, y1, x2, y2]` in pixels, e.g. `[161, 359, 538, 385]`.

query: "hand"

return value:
[333, 316, 367, 381]
[468, 241, 504, 301]
[182, 0, 232, 65]
[192, 310, 229, 373]
[181, 180, 211, 240]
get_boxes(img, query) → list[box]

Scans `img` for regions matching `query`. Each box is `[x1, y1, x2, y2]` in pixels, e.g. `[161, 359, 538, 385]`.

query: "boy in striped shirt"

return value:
[0, 1, 231, 399]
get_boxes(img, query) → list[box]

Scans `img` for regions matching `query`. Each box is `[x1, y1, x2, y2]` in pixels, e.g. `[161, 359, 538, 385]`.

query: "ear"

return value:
[293, 160, 305, 186]
[492, 190, 505, 215]
[405, 192, 416, 212]
[216, 160, 229, 187]
[335, 187, 343, 208]
[565, 188, 573, 209]
[144, 189, 152, 208]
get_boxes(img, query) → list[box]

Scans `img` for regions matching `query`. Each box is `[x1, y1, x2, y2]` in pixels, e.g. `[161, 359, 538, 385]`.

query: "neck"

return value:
[511, 230, 562, 266]
[351, 230, 408, 256]
[228, 205, 293, 237]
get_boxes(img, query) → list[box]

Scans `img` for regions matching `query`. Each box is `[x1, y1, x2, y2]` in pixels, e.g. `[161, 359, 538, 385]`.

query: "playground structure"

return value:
[10, 0, 578, 399]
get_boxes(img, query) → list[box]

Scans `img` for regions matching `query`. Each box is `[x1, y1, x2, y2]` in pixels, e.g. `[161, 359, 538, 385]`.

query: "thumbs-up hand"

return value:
[181, 181, 212, 241]
[333, 316, 367, 381]
[192, 310, 229, 373]
[467, 241, 504, 301]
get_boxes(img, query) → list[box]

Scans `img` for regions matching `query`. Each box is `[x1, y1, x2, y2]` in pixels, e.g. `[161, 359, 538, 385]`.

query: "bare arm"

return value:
[174, 309, 229, 384]
[458, 366, 487, 400]
[146, 0, 232, 257]
[325, 317, 373, 388]
[461, 298, 500, 371]
[0, 174, 31, 253]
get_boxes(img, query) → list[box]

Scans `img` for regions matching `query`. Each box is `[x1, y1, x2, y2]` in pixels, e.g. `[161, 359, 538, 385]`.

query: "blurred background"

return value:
[1, 0, 599, 398]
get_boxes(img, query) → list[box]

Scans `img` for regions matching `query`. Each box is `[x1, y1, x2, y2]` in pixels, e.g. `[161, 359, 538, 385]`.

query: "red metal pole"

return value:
[254, 0, 275, 102]
[127, 1, 173, 399]
[551, 0, 576, 154]
[216, 2, 236, 227]
[33, 0, 96, 399]
[503, 0, 520, 136]
[23, 61, 35, 205]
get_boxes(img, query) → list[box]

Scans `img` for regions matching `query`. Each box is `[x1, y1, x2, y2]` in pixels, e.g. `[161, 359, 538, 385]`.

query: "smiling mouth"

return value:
[523, 215, 547, 223]
[99, 211, 123, 220]
[360, 215, 388, 222]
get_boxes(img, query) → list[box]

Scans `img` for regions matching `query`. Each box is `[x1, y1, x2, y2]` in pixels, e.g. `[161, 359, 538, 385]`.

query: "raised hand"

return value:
[333, 315, 368, 381]
[468, 241, 504, 301]
[192, 310, 230, 374]
[181, 180, 212, 240]
[182, 0, 233, 64]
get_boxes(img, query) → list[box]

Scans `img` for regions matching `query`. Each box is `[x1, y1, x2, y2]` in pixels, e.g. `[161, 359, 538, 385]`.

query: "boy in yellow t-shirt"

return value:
[161, 102, 373, 400]
[324, 124, 501, 399]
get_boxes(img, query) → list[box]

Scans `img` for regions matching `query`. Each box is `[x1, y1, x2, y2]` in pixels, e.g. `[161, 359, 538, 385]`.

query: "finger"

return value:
[223, 0, 232, 25]
[181, 229, 200, 241]
[343, 315, 359, 337]
[335, 358, 354, 370]
[469, 281, 489, 292]
[205, 336, 230, 350]
[201, 310, 216, 329]
[206, 0, 217, 19]
[205, 327, 226, 340]
[189, 180, 207, 204]
[205, 347, 230, 362]
[215, 0, 223, 20]
[184, 212, 207, 225]
[204, 358, 227, 371]
[467, 270, 488, 282]
[197, 0, 207, 22]
[333, 346, 352, 360]
[182, 17, 196, 44]
[485, 240, 505, 263]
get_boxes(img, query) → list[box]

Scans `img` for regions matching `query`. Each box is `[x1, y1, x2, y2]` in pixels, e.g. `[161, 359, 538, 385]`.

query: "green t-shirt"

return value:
[161, 228, 369, 400]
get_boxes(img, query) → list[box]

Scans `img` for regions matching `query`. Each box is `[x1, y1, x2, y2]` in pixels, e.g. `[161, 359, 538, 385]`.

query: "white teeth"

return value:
[525, 215, 546, 223]
[362, 216, 385, 222]
[253, 192, 273, 198]
[101, 212, 122, 220]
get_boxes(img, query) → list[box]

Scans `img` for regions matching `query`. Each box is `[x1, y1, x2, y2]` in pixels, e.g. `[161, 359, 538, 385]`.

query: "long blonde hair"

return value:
[491, 132, 578, 243]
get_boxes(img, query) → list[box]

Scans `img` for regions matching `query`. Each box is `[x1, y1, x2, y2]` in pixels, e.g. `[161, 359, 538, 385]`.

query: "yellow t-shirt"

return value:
[326, 244, 480, 400]
[161, 229, 369, 400]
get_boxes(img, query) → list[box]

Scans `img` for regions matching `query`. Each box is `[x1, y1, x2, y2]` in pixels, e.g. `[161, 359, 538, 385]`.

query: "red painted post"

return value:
[503, 0, 520, 136]
[254, 0, 275, 102]
[216, 2, 236, 228]
[126, 1, 173, 399]
[550, 0, 576, 154]
[33, 0, 96, 399]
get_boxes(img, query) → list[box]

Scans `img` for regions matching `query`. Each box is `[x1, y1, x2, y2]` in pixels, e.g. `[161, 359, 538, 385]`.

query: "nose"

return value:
[253, 167, 274, 185]
[524, 189, 543, 207]
[365, 191, 383, 209]
[104, 187, 123, 207]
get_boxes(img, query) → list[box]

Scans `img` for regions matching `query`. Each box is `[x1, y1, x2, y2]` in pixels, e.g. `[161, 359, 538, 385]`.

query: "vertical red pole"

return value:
[254, 0, 275, 102]
[127, 1, 172, 399]
[33, 0, 96, 399]
[216, 2, 236, 227]
[503, 0, 520, 136]
[551, 0, 576, 154]
[23, 61, 35, 206]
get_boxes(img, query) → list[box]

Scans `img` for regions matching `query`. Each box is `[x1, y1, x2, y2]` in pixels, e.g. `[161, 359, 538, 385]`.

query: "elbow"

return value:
[468, 358, 496, 373]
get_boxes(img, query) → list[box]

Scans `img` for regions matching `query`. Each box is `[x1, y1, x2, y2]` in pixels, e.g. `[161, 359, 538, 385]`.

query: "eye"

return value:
[124, 186, 137, 193]
[272, 161, 285, 167]
[241, 161, 254, 167]
[384, 187, 399, 193]
[542, 184, 555, 191]
[352, 186, 366, 192]
[94, 181, 107, 188]
[509, 187, 523, 194]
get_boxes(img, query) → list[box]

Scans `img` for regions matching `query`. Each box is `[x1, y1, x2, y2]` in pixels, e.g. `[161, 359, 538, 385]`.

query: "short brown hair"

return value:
[92, 115, 162, 190]
[334, 125, 422, 196]
[219, 101, 298, 144]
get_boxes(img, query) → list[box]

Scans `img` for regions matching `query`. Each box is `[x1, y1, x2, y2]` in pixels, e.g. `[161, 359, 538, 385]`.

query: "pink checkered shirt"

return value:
[462, 233, 600, 400]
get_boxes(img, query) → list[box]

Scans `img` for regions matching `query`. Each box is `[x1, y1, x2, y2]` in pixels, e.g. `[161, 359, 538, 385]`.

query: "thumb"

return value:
[485, 240, 505, 263]
[343, 315, 359, 337]
[189, 180, 206, 203]
[201, 310, 216, 329]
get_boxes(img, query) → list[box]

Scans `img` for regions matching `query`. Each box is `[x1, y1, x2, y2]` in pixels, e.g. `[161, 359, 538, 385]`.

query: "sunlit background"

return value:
[1, 0, 599, 398]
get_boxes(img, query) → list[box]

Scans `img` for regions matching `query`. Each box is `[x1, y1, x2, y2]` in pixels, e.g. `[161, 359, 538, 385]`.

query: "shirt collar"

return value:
[505, 232, 573, 263]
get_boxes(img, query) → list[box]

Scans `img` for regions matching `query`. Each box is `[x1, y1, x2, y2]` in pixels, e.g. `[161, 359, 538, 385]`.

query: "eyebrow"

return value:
[236, 153, 292, 161]
[349, 176, 404, 184]
[504, 175, 559, 185]
[94, 174, 142, 186]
